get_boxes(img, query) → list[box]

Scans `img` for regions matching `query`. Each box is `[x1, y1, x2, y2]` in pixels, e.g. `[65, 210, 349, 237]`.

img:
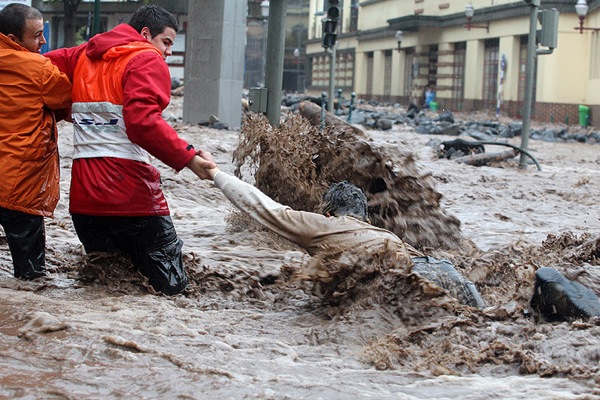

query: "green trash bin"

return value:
[578, 105, 590, 127]
[430, 101, 439, 111]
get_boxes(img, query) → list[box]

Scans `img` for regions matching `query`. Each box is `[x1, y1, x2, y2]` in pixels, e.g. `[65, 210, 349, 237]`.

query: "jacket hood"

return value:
[0, 32, 26, 51]
[86, 24, 145, 60]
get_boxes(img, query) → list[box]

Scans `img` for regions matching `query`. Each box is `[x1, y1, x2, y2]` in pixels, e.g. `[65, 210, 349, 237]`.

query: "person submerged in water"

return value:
[196, 150, 485, 308]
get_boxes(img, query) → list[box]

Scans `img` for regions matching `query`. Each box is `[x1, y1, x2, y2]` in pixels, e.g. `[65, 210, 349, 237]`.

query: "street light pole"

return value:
[264, 0, 288, 127]
[260, 1, 269, 87]
[293, 47, 300, 92]
[92, 0, 101, 36]
[328, 46, 336, 112]
[520, 0, 540, 169]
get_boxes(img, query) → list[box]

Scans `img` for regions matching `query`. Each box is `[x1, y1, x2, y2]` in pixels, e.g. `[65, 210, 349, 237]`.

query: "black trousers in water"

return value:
[0, 206, 46, 280]
[71, 214, 188, 295]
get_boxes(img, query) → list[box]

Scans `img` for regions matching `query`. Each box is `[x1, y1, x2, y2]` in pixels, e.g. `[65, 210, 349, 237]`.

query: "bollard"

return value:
[335, 88, 343, 116]
[347, 92, 356, 123]
[321, 92, 328, 131]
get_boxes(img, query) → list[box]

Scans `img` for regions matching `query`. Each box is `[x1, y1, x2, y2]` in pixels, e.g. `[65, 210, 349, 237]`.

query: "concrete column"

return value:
[372, 50, 385, 96]
[464, 39, 484, 99]
[436, 42, 454, 104]
[499, 36, 519, 102]
[354, 51, 366, 96]
[183, 0, 246, 129]
[412, 45, 429, 105]
[392, 49, 405, 98]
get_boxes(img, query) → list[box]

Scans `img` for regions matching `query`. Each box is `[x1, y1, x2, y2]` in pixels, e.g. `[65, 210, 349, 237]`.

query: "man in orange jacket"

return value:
[0, 4, 72, 280]
[46, 5, 215, 295]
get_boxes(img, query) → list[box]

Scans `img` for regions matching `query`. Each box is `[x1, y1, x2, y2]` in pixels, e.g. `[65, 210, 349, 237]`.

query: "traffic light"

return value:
[537, 9, 559, 49]
[322, 0, 340, 49]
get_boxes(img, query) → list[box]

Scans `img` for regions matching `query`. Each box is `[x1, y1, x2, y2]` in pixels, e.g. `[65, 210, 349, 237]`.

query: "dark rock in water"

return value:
[348, 112, 367, 125]
[537, 128, 561, 142]
[498, 125, 515, 138]
[411, 256, 486, 308]
[509, 122, 523, 136]
[415, 125, 433, 135]
[407, 103, 419, 113]
[406, 103, 420, 119]
[171, 78, 181, 90]
[482, 120, 500, 128]
[376, 118, 394, 131]
[569, 133, 589, 143]
[436, 111, 454, 123]
[406, 108, 418, 119]
[530, 267, 600, 321]
[466, 130, 496, 141]
[211, 122, 229, 130]
[425, 138, 443, 150]
[434, 122, 462, 136]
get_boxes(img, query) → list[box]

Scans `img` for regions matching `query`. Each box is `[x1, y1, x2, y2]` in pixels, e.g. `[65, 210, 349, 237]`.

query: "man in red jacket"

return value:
[46, 5, 215, 295]
[0, 4, 72, 280]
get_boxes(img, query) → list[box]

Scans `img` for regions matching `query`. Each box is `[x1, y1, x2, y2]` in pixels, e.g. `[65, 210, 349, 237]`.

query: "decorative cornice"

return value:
[311, 0, 600, 45]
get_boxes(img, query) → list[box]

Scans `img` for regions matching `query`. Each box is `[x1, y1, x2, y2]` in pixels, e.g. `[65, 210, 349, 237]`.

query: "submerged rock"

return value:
[530, 267, 600, 321]
[411, 256, 486, 308]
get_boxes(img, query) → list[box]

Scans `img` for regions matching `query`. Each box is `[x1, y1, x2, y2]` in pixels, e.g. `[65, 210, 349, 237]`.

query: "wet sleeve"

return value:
[44, 45, 86, 81]
[40, 57, 72, 110]
[213, 171, 336, 250]
[121, 52, 195, 171]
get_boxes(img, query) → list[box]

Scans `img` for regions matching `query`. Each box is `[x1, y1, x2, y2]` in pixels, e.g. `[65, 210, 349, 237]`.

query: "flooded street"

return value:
[1, 98, 599, 399]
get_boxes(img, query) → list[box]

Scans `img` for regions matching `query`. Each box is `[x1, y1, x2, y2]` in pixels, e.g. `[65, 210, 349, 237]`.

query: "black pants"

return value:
[0, 206, 46, 280]
[71, 214, 188, 295]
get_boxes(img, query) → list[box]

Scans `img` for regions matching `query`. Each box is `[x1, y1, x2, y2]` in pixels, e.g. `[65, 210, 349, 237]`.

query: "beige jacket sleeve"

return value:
[213, 171, 419, 258]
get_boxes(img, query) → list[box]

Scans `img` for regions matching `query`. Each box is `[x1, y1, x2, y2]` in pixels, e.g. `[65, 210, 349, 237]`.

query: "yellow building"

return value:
[306, 0, 600, 125]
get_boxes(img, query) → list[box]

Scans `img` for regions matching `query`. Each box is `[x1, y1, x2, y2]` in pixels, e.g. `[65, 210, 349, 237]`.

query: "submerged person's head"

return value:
[0, 3, 45, 53]
[321, 181, 368, 222]
[129, 5, 179, 59]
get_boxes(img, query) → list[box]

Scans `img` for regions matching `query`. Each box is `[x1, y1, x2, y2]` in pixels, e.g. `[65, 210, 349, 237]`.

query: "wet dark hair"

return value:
[321, 181, 368, 221]
[128, 5, 179, 38]
[0, 3, 42, 40]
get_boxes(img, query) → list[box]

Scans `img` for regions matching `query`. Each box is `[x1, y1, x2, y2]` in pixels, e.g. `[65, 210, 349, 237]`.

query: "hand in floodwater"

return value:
[186, 149, 217, 180]
[193, 149, 220, 180]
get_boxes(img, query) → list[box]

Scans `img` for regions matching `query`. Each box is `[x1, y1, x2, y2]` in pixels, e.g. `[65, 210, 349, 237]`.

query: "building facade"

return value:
[32, 0, 310, 93]
[306, 0, 600, 125]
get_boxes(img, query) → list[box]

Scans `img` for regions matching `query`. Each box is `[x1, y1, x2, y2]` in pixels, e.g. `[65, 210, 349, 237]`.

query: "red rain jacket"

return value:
[45, 24, 195, 216]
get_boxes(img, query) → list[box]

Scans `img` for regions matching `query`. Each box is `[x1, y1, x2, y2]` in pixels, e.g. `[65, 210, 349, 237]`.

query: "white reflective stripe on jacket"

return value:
[72, 101, 151, 164]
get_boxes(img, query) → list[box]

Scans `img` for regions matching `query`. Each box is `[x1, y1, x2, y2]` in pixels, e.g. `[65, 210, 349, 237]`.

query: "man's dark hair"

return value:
[321, 181, 368, 222]
[0, 3, 42, 39]
[128, 5, 179, 37]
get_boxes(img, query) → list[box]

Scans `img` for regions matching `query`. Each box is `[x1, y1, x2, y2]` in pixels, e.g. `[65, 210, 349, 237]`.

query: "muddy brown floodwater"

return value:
[1, 97, 599, 399]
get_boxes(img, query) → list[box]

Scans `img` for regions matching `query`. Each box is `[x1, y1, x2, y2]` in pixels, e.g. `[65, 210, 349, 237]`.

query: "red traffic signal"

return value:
[327, 6, 340, 20]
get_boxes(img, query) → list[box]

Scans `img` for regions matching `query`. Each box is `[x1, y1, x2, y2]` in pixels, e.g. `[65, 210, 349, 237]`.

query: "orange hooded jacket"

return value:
[0, 33, 72, 217]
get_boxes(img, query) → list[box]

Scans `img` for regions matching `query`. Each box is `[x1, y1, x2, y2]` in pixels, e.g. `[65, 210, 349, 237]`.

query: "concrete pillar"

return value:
[392, 49, 405, 98]
[183, 0, 246, 129]
[436, 42, 454, 104]
[499, 36, 519, 102]
[412, 45, 429, 105]
[464, 39, 484, 99]
[372, 50, 385, 96]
